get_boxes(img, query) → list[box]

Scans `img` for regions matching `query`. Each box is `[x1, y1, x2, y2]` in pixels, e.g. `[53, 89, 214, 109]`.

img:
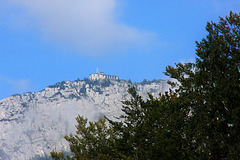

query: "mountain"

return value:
[0, 78, 170, 159]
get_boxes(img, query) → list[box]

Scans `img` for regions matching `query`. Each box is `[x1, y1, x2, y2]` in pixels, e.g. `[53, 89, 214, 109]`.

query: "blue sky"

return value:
[0, 0, 239, 100]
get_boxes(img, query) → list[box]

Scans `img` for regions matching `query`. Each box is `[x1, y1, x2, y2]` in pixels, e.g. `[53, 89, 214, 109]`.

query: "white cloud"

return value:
[6, 0, 155, 56]
[0, 75, 30, 93]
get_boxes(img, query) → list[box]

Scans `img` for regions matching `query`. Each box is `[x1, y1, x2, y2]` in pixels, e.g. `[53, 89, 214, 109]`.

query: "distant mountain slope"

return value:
[0, 78, 170, 159]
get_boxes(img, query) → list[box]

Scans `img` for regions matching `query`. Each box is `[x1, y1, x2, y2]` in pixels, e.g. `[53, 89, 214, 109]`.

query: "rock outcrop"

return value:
[0, 78, 170, 159]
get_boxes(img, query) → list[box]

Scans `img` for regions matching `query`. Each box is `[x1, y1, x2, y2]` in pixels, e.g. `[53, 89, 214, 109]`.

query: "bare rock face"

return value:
[0, 78, 170, 159]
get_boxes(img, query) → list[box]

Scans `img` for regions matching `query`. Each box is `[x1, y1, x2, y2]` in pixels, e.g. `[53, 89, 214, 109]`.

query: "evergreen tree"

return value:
[108, 87, 187, 160]
[51, 87, 186, 160]
[51, 12, 240, 160]
[51, 116, 117, 160]
[165, 11, 240, 159]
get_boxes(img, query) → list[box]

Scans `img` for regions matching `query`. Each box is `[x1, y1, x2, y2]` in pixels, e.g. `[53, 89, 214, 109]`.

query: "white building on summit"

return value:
[90, 70, 119, 81]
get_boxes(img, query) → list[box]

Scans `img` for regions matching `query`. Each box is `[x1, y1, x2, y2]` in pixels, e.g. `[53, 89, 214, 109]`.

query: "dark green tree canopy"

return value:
[51, 11, 240, 160]
[165, 11, 240, 159]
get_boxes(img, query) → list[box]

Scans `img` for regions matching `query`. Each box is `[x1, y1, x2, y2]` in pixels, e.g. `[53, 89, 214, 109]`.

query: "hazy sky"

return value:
[0, 0, 239, 100]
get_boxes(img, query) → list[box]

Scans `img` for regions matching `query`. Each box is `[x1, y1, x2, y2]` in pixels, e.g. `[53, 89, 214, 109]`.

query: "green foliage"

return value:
[52, 87, 184, 160]
[100, 79, 111, 87]
[165, 11, 240, 159]
[51, 152, 68, 160]
[21, 102, 28, 108]
[83, 78, 112, 89]
[127, 79, 132, 84]
[68, 94, 81, 100]
[51, 12, 240, 160]
[79, 87, 86, 95]
[48, 81, 67, 90]
[138, 79, 163, 85]
[108, 88, 187, 160]
[51, 116, 119, 160]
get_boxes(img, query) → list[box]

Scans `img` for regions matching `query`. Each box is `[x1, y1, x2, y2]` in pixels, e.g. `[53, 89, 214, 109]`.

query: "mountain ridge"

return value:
[0, 78, 170, 159]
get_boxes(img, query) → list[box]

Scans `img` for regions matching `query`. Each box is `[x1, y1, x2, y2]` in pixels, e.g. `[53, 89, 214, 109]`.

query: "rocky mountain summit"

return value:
[0, 78, 170, 159]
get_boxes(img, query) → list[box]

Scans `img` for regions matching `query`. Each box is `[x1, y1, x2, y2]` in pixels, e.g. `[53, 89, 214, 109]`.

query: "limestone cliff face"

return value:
[0, 78, 170, 160]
